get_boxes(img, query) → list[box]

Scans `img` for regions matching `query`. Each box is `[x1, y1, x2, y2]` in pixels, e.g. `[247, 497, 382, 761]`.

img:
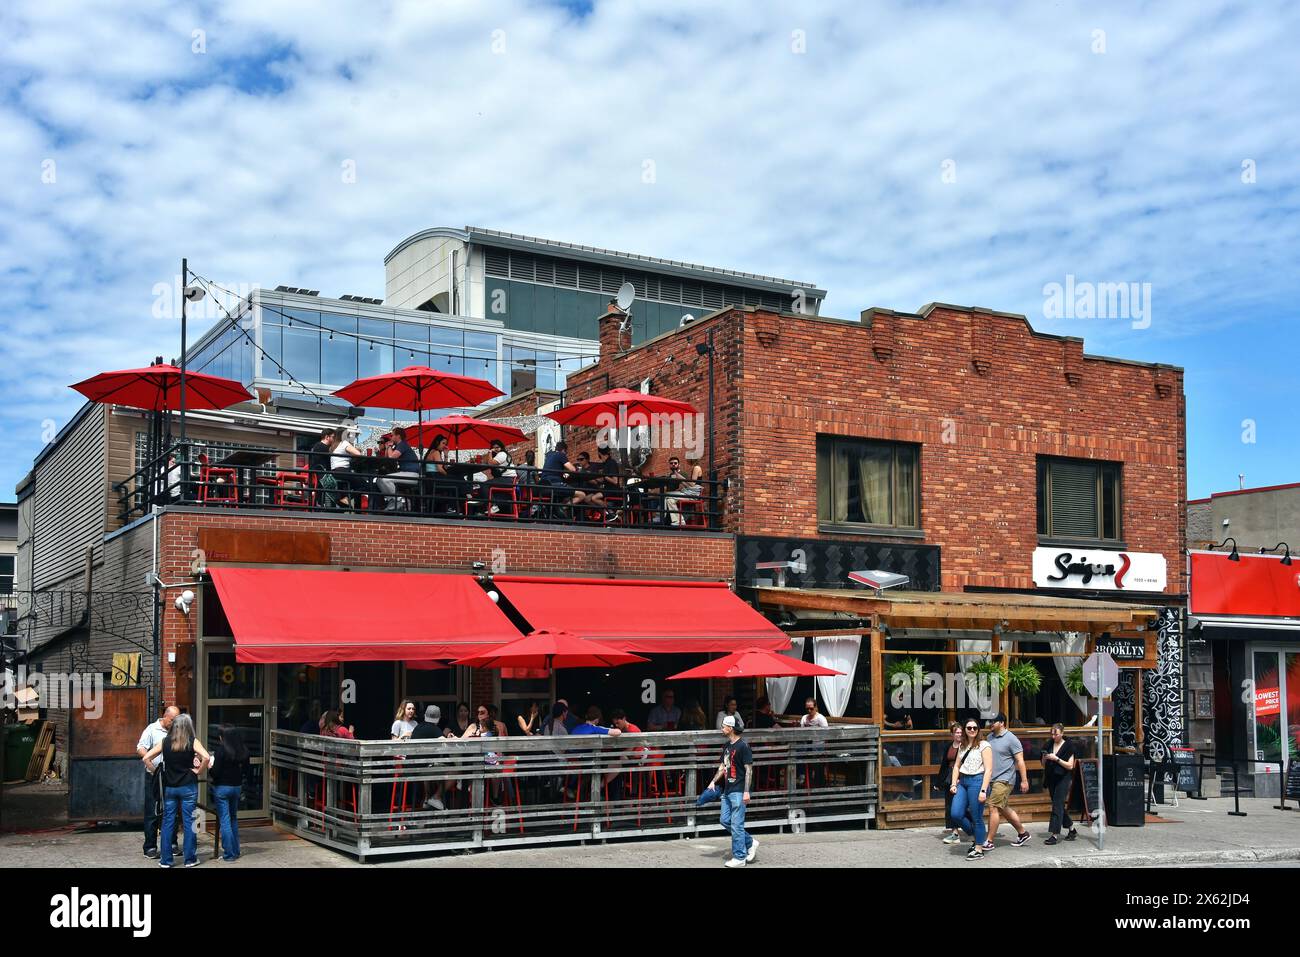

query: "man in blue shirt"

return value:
[376, 426, 421, 510]
[569, 705, 623, 796]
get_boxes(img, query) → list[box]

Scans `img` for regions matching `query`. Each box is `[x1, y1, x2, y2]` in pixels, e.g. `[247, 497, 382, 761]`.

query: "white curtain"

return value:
[814, 635, 861, 718]
[765, 638, 806, 716]
[958, 638, 999, 718]
[1053, 631, 1089, 718]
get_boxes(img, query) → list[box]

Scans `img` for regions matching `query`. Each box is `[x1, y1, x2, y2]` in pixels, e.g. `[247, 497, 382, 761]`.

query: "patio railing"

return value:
[116, 440, 725, 532]
[269, 726, 879, 860]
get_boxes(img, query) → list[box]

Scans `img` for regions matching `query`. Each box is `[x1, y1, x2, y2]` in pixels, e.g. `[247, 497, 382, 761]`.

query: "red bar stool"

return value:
[273, 471, 312, 507]
[486, 483, 520, 519]
[197, 453, 238, 504]
[678, 498, 707, 527]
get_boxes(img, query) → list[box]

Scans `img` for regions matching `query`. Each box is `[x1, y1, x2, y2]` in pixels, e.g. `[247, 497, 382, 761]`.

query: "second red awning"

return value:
[209, 568, 520, 664]
[491, 576, 788, 653]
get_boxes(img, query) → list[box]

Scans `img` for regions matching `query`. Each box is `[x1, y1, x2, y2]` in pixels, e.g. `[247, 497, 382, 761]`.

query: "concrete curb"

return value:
[1030, 847, 1300, 868]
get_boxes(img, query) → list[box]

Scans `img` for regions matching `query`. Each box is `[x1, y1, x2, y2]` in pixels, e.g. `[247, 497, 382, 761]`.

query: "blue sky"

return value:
[1, 0, 1297, 500]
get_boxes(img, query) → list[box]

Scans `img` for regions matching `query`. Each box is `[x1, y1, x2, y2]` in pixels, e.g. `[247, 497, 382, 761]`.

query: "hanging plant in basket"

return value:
[965, 658, 1007, 693]
[1007, 661, 1043, 697]
[884, 657, 926, 703]
[1064, 663, 1086, 697]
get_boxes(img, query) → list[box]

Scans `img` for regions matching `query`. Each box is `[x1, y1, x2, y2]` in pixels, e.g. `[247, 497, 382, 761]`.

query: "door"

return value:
[1249, 648, 1298, 778]
[201, 646, 271, 817]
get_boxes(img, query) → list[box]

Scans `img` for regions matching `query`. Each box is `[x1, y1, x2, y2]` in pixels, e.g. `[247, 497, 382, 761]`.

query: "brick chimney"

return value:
[598, 301, 627, 361]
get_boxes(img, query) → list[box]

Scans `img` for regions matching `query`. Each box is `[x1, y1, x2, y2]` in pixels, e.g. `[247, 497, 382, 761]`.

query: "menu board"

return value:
[1286, 762, 1300, 802]
[1075, 758, 1101, 822]
[1171, 747, 1198, 793]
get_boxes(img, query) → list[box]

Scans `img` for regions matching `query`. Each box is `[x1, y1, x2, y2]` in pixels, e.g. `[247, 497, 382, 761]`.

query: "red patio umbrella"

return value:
[332, 366, 504, 437]
[71, 363, 251, 411]
[666, 647, 843, 681]
[545, 387, 698, 428]
[452, 629, 648, 671]
[402, 414, 526, 451]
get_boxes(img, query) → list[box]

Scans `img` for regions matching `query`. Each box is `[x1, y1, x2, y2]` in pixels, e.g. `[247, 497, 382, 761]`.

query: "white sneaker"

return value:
[943, 831, 962, 845]
[746, 837, 759, 863]
[724, 858, 746, 868]
[424, 797, 445, 811]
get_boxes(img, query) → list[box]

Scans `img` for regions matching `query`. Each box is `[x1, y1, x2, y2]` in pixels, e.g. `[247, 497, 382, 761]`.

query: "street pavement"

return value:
[2, 781, 1298, 868]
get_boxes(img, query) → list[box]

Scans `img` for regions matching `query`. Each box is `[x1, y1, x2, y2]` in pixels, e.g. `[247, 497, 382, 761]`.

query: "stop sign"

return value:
[1082, 651, 1119, 698]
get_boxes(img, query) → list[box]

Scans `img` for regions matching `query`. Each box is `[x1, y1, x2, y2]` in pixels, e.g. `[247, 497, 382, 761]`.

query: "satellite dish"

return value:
[615, 282, 636, 312]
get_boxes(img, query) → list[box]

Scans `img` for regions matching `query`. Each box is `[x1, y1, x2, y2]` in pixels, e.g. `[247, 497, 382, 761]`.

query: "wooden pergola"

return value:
[755, 587, 1161, 729]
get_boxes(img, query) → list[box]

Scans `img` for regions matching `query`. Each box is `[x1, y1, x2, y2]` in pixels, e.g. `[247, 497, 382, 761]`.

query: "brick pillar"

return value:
[598, 302, 627, 361]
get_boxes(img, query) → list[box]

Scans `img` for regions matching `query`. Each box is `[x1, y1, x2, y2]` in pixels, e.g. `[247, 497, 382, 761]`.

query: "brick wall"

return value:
[569, 304, 1186, 595]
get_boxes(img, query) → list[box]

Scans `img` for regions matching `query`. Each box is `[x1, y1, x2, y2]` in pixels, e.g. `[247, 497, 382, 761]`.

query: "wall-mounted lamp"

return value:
[1213, 537, 1240, 561]
[1259, 542, 1293, 566]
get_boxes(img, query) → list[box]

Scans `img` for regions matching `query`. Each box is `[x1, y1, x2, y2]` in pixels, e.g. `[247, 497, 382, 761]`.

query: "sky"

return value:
[1, 0, 1297, 500]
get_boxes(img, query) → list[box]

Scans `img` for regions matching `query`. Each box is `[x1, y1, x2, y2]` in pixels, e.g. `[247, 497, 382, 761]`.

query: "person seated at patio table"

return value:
[678, 699, 708, 731]
[753, 696, 780, 729]
[329, 427, 366, 509]
[568, 451, 602, 508]
[544, 701, 569, 735]
[469, 439, 519, 514]
[444, 701, 472, 738]
[423, 435, 466, 515]
[664, 456, 704, 526]
[516, 700, 543, 736]
[646, 689, 682, 731]
[461, 703, 508, 738]
[716, 696, 746, 731]
[307, 428, 339, 507]
[593, 445, 623, 518]
[321, 710, 354, 738]
[800, 697, 829, 729]
[375, 426, 421, 510]
[410, 705, 448, 810]
[392, 701, 419, 740]
[570, 705, 623, 736]
[609, 708, 642, 734]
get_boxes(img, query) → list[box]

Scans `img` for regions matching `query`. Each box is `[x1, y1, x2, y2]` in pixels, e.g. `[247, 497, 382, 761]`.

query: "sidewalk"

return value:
[1, 781, 1297, 868]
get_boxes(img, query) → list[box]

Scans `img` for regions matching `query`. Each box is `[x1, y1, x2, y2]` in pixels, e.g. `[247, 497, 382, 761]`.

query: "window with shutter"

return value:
[1037, 457, 1122, 542]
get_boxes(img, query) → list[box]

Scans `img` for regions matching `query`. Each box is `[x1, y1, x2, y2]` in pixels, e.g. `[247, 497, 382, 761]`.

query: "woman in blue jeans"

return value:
[142, 713, 212, 868]
[210, 725, 249, 862]
[947, 719, 993, 861]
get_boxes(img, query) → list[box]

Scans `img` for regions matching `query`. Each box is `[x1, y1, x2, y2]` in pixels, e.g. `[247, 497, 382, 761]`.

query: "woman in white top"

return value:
[715, 696, 745, 731]
[329, 427, 365, 509]
[391, 701, 418, 740]
[948, 718, 994, 860]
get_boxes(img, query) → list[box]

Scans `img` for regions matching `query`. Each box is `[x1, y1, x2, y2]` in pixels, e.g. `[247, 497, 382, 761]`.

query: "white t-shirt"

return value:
[137, 720, 168, 768]
[800, 713, 829, 729]
[957, 740, 991, 775]
[391, 719, 418, 738]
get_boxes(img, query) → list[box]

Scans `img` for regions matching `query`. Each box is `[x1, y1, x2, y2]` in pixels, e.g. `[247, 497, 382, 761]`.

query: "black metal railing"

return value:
[116, 440, 726, 532]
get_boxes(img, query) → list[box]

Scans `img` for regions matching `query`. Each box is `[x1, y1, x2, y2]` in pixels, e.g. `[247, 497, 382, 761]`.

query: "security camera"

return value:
[471, 561, 486, 571]
[183, 285, 207, 303]
[174, 589, 195, 615]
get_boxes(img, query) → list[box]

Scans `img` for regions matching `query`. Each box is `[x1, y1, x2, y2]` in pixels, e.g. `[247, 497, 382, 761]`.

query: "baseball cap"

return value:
[425, 705, 442, 723]
[991, 712, 1008, 725]
[722, 714, 738, 729]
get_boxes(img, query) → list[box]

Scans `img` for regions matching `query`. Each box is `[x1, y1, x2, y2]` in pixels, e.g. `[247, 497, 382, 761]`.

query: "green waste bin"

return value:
[3, 723, 39, 781]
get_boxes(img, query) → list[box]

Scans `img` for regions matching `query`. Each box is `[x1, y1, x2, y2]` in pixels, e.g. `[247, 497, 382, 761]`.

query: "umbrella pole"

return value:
[179, 257, 188, 444]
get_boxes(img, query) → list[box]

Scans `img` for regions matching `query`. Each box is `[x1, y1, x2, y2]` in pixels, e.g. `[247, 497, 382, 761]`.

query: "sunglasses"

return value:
[965, 726, 979, 731]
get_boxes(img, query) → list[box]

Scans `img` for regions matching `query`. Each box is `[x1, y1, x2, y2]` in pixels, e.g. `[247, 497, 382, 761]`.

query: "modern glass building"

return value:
[187, 226, 825, 421]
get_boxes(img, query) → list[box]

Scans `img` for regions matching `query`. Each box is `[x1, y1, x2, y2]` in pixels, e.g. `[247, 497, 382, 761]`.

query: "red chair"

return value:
[486, 481, 521, 519]
[272, 470, 311, 508]
[197, 453, 238, 504]
[485, 756, 525, 834]
[678, 498, 707, 528]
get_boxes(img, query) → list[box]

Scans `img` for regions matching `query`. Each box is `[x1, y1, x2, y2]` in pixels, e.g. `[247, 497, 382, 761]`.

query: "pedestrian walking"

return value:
[984, 712, 1031, 850]
[210, 724, 249, 862]
[135, 705, 178, 859]
[939, 721, 963, 844]
[947, 718, 993, 860]
[1042, 722, 1079, 845]
[706, 714, 757, 867]
[142, 713, 212, 868]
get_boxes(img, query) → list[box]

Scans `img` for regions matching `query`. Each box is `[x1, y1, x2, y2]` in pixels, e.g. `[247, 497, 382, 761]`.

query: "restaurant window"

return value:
[402, 665, 462, 733]
[1037, 456, 1122, 542]
[816, 436, 920, 531]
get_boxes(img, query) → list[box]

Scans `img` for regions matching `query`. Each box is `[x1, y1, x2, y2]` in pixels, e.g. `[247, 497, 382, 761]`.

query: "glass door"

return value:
[1287, 652, 1300, 771]
[201, 646, 270, 817]
[1250, 648, 1297, 779]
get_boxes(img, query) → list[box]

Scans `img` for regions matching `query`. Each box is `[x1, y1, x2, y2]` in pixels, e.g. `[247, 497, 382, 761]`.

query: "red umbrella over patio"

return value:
[333, 365, 504, 441]
[666, 647, 843, 681]
[71, 363, 251, 411]
[545, 387, 698, 428]
[402, 414, 526, 451]
[452, 629, 648, 671]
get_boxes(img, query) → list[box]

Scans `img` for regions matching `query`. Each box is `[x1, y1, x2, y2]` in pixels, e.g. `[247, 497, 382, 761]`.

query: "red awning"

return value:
[209, 569, 520, 664]
[491, 577, 788, 653]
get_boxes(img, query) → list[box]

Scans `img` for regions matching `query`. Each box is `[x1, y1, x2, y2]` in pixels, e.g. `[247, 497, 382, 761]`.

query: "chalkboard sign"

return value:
[1075, 758, 1101, 822]
[1287, 761, 1300, 802]
[1171, 747, 1197, 794]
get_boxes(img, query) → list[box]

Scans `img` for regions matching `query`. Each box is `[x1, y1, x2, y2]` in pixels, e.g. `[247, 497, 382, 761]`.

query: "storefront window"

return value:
[1253, 651, 1283, 766]
[206, 651, 264, 701]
